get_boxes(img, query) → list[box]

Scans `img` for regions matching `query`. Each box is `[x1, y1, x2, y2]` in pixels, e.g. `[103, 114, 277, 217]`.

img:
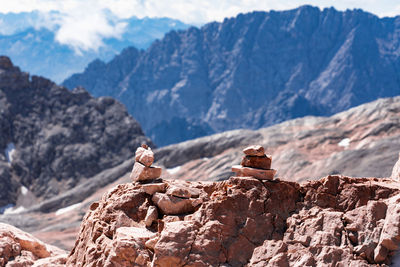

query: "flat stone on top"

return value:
[232, 165, 276, 180]
[243, 145, 265, 156]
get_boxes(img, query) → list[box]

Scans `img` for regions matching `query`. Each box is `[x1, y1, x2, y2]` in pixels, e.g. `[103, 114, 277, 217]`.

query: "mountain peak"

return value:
[0, 56, 13, 70]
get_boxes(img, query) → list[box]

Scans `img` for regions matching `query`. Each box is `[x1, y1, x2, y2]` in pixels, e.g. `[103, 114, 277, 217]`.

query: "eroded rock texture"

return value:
[67, 176, 400, 266]
[0, 222, 67, 266]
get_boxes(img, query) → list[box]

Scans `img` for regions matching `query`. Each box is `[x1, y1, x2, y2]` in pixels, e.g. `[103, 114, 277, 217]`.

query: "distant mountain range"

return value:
[64, 6, 400, 146]
[0, 56, 152, 208]
[0, 11, 190, 82]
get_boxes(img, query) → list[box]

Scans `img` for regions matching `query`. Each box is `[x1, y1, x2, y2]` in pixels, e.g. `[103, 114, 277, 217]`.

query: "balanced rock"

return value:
[232, 165, 276, 180]
[131, 145, 162, 182]
[241, 155, 272, 170]
[233, 145, 277, 180]
[130, 162, 162, 182]
[243, 145, 265, 156]
[135, 144, 154, 167]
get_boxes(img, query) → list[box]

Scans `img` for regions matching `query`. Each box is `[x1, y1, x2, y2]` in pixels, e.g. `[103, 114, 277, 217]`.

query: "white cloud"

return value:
[0, 0, 398, 52]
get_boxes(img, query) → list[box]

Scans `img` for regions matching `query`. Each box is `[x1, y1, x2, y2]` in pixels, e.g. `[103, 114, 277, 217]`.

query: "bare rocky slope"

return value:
[0, 56, 152, 209]
[64, 6, 400, 146]
[68, 174, 400, 266]
[156, 95, 400, 183]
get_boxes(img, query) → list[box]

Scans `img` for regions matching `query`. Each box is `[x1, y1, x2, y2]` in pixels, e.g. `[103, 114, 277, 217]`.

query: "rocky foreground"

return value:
[2, 175, 400, 266]
[2, 147, 400, 266]
[65, 173, 400, 266]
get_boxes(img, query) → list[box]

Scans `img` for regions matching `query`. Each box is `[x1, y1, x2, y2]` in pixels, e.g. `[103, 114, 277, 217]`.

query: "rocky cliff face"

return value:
[64, 5, 400, 146]
[67, 175, 400, 266]
[0, 56, 152, 208]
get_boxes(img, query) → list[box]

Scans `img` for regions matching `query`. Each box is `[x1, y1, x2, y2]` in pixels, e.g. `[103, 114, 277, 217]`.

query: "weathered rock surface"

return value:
[243, 145, 265, 156]
[391, 153, 400, 180]
[67, 175, 400, 266]
[0, 56, 152, 207]
[0, 222, 67, 266]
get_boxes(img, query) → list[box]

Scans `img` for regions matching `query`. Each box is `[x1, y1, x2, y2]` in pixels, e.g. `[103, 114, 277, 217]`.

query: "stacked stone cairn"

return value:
[130, 144, 162, 182]
[130, 145, 203, 228]
[232, 145, 277, 180]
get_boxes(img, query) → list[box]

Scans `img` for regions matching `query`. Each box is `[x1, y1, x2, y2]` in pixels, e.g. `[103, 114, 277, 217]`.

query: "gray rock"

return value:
[0, 57, 153, 208]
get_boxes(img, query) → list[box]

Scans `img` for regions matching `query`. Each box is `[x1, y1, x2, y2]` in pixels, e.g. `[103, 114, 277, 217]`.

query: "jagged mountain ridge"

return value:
[0, 56, 152, 208]
[0, 11, 190, 82]
[64, 5, 400, 146]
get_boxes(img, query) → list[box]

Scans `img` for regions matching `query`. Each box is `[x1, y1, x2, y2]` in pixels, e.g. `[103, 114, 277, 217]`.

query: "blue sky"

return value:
[1, 0, 399, 51]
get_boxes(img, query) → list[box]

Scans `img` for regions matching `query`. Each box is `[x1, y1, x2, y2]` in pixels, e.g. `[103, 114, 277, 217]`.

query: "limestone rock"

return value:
[243, 145, 265, 156]
[391, 152, 400, 180]
[232, 165, 276, 180]
[130, 162, 162, 182]
[241, 155, 272, 169]
[144, 206, 158, 227]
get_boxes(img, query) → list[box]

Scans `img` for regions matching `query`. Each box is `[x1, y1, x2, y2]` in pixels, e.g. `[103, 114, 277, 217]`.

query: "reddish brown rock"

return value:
[142, 182, 166, 195]
[392, 152, 400, 180]
[144, 206, 158, 227]
[130, 162, 162, 182]
[152, 193, 201, 215]
[135, 144, 154, 167]
[243, 145, 265, 156]
[241, 155, 272, 169]
[166, 184, 201, 198]
[67, 176, 400, 266]
[232, 164, 276, 180]
[0, 223, 67, 266]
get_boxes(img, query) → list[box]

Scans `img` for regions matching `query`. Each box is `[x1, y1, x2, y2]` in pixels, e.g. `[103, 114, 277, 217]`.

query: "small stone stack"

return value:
[130, 144, 162, 182]
[232, 145, 276, 180]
